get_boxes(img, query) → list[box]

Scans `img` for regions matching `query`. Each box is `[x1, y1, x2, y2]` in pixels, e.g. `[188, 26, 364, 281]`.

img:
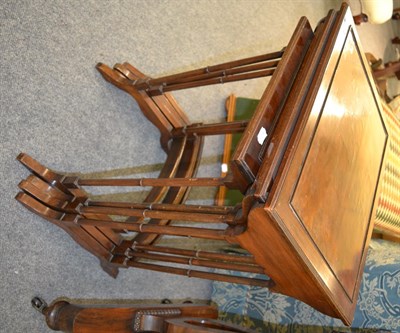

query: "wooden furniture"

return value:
[352, 0, 393, 24]
[16, 3, 388, 326]
[220, 93, 400, 238]
[31, 297, 254, 333]
[225, 5, 387, 326]
[16, 0, 312, 287]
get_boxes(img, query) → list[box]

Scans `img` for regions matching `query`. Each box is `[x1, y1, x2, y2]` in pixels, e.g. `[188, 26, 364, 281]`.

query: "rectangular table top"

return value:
[235, 3, 388, 325]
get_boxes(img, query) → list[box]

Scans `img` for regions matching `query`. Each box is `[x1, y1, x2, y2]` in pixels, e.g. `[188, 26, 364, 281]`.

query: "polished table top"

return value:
[235, 3, 388, 325]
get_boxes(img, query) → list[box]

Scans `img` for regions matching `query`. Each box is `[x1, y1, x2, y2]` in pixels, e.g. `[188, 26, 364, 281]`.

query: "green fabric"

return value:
[225, 98, 259, 205]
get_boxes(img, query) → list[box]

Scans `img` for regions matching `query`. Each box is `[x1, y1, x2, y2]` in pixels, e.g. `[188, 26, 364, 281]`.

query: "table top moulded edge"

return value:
[235, 3, 389, 325]
[229, 15, 314, 193]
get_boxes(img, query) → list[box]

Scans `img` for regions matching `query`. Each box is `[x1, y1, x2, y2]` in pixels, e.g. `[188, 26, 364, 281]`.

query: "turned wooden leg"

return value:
[32, 297, 77, 332]
[31, 297, 219, 333]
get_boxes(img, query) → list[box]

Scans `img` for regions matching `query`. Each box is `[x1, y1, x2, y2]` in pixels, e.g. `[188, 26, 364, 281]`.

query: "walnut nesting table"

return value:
[233, 4, 388, 325]
[16, 3, 387, 326]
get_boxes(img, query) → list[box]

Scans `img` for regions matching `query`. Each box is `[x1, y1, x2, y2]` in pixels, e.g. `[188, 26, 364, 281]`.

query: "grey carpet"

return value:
[1, 1, 397, 331]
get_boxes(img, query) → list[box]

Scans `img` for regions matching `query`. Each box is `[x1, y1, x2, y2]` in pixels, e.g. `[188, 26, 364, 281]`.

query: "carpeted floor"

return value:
[1, 1, 398, 331]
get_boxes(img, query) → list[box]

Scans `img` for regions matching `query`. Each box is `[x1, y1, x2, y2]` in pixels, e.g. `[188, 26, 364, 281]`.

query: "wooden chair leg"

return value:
[16, 160, 123, 243]
[76, 217, 236, 240]
[66, 176, 225, 188]
[17, 153, 72, 194]
[111, 243, 269, 286]
[171, 121, 249, 137]
[132, 50, 284, 92]
[17, 155, 246, 226]
[79, 205, 237, 225]
[124, 250, 264, 274]
[96, 63, 187, 152]
[166, 318, 256, 333]
[147, 67, 276, 95]
[116, 62, 191, 127]
[18, 181, 267, 284]
[115, 259, 271, 288]
[121, 244, 258, 265]
[16, 192, 120, 277]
